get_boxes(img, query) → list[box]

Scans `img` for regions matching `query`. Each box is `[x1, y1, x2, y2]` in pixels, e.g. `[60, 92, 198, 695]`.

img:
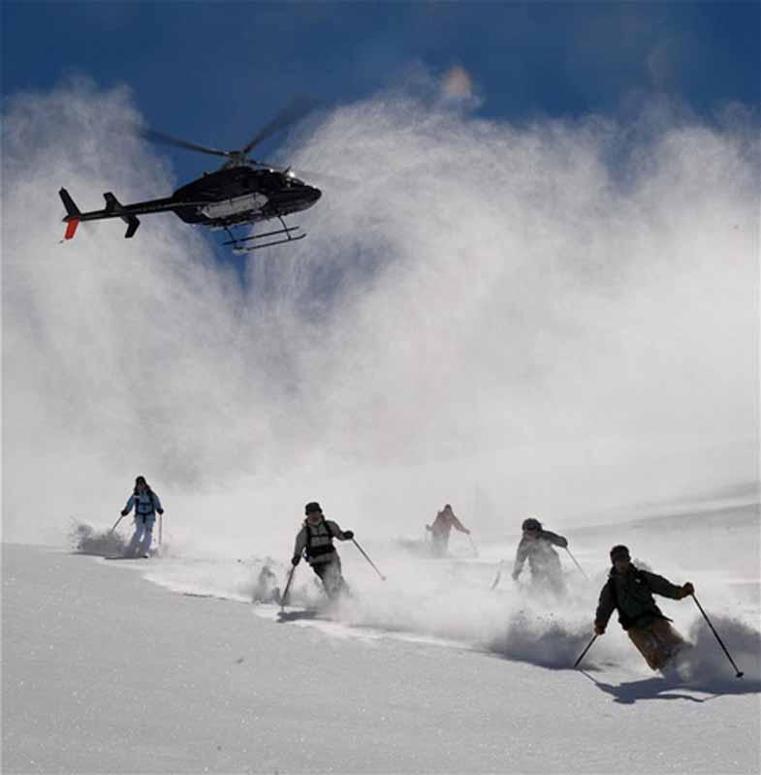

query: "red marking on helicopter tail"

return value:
[64, 219, 80, 240]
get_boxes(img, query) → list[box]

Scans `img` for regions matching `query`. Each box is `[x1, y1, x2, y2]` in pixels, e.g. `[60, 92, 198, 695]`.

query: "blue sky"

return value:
[3, 2, 759, 182]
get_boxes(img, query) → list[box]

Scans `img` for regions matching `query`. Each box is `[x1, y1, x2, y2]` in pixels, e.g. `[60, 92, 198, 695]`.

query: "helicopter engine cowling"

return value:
[199, 192, 268, 220]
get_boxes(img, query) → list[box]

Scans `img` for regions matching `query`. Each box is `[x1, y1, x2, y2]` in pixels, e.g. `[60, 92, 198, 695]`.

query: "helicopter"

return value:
[58, 102, 322, 252]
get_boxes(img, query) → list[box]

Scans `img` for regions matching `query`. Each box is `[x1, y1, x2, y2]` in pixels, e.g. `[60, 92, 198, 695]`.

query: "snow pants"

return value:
[628, 619, 685, 670]
[531, 569, 565, 596]
[311, 557, 348, 599]
[430, 532, 449, 558]
[127, 515, 155, 557]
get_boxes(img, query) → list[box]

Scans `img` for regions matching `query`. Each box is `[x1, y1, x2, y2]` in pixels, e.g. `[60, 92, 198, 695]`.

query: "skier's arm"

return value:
[152, 493, 164, 515]
[594, 582, 615, 633]
[327, 520, 354, 541]
[291, 527, 307, 564]
[541, 530, 568, 549]
[121, 495, 135, 516]
[512, 540, 527, 579]
[641, 571, 688, 600]
[450, 513, 470, 534]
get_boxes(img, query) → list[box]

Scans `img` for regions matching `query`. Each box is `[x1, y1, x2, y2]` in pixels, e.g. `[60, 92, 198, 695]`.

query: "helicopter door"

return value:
[200, 193, 268, 220]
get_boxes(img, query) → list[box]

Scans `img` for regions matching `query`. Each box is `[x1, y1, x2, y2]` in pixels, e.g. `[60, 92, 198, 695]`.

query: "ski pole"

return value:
[468, 535, 479, 557]
[158, 513, 163, 547]
[691, 594, 744, 678]
[352, 538, 386, 581]
[573, 634, 598, 669]
[109, 514, 125, 535]
[280, 565, 296, 611]
[565, 548, 589, 580]
[490, 561, 503, 591]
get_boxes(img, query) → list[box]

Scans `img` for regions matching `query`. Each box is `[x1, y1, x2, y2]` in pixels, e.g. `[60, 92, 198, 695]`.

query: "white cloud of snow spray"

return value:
[2, 78, 759, 676]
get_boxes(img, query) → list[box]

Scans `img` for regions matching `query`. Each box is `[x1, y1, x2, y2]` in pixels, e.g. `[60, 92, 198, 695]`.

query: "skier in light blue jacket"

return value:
[121, 476, 164, 558]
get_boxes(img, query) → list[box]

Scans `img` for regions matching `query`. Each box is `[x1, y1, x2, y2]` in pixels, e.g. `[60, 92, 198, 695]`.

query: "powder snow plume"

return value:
[2, 76, 758, 559]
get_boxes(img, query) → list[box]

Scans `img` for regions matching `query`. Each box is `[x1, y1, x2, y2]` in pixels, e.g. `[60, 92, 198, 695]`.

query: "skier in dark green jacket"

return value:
[594, 544, 694, 670]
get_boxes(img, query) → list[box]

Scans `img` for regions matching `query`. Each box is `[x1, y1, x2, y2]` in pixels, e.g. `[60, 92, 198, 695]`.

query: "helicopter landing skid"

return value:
[223, 217, 306, 253]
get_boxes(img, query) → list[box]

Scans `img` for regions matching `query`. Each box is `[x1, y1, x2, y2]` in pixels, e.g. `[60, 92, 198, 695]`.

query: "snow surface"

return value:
[4, 501, 760, 774]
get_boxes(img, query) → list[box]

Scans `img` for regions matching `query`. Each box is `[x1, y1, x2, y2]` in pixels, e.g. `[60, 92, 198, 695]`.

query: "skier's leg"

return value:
[548, 556, 566, 596]
[329, 557, 349, 597]
[549, 573, 566, 597]
[139, 520, 154, 556]
[650, 619, 686, 664]
[126, 520, 143, 557]
[316, 559, 347, 599]
[627, 626, 663, 670]
[311, 561, 329, 591]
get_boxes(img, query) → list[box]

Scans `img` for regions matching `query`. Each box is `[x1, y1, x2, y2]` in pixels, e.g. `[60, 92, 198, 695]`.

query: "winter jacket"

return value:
[430, 508, 468, 539]
[293, 518, 350, 566]
[513, 529, 567, 578]
[122, 490, 163, 521]
[595, 565, 683, 631]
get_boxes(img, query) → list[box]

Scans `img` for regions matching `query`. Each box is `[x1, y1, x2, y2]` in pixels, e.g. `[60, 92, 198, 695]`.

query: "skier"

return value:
[511, 517, 568, 594]
[593, 545, 694, 671]
[120, 475, 164, 558]
[426, 504, 470, 557]
[291, 502, 354, 599]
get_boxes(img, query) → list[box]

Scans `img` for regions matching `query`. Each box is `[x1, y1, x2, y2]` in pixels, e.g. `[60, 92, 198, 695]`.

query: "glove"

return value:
[680, 582, 694, 598]
[157, 509, 164, 516]
[465, 529, 472, 535]
[594, 623, 606, 636]
[511, 571, 520, 581]
[120, 510, 128, 517]
[291, 555, 300, 567]
[343, 530, 354, 540]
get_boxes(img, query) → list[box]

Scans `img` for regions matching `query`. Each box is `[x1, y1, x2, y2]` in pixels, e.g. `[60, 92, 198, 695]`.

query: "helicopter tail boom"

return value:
[59, 188, 142, 239]
[103, 192, 141, 238]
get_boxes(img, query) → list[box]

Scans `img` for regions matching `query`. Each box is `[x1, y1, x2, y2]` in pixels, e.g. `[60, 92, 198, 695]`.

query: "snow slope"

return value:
[4, 501, 760, 774]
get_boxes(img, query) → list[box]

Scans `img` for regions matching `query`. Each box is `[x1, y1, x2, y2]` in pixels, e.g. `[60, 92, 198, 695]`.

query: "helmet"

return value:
[135, 475, 147, 485]
[305, 501, 322, 515]
[522, 517, 542, 532]
[609, 544, 630, 562]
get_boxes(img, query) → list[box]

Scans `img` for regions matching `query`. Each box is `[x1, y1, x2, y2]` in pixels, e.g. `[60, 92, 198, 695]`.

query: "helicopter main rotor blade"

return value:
[250, 159, 354, 188]
[143, 128, 231, 159]
[289, 168, 357, 188]
[240, 96, 319, 155]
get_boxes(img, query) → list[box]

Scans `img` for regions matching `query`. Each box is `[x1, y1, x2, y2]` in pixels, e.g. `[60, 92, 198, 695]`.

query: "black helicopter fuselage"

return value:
[59, 164, 321, 241]
[171, 165, 321, 227]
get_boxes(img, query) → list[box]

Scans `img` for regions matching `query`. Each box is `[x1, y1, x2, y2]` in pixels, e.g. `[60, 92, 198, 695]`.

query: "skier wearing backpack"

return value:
[291, 502, 354, 599]
[512, 517, 568, 594]
[593, 544, 694, 670]
[120, 475, 164, 558]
